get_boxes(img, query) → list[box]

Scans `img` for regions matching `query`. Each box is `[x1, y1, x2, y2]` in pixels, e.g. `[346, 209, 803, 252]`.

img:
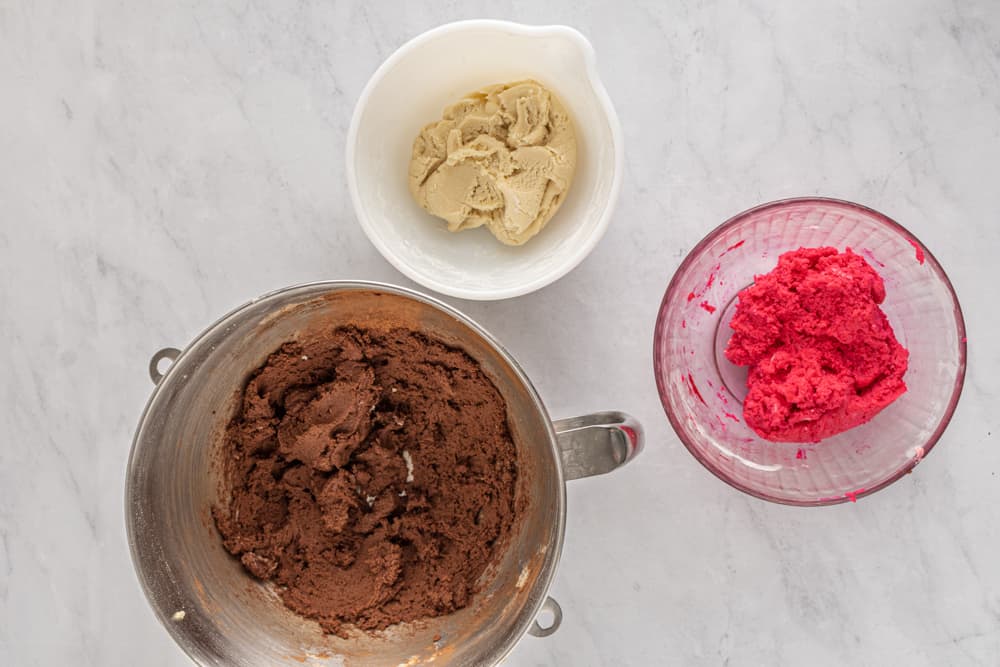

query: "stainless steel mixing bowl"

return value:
[126, 281, 642, 666]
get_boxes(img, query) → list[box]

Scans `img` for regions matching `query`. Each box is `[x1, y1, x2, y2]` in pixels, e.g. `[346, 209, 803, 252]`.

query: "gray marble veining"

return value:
[1, 1, 999, 665]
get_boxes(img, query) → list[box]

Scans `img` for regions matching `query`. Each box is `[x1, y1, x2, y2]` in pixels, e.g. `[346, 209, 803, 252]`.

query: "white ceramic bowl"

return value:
[346, 20, 623, 300]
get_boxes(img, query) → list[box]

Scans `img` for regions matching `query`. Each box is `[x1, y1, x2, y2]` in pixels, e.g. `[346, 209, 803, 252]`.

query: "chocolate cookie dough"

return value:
[213, 325, 520, 636]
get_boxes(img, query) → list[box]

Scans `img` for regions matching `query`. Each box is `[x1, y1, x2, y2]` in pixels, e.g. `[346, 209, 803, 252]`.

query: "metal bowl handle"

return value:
[149, 347, 181, 384]
[527, 596, 563, 638]
[529, 413, 642, 637]
[554, 411, 644, 481]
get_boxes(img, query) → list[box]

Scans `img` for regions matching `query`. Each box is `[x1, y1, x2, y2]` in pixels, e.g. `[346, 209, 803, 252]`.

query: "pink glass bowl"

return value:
[653, 198, 966, 505]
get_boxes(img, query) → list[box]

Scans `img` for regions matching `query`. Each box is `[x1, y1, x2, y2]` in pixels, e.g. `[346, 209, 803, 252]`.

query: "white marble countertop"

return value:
[3, 1, 999, 665]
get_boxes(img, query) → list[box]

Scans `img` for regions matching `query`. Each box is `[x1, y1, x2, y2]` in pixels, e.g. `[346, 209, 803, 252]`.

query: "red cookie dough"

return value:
[213, 325, 520, 636]
[725, 247, 908, 443]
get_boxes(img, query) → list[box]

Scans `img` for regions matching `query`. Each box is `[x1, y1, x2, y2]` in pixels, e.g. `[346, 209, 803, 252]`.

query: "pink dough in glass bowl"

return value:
[653, 197, 967, 506]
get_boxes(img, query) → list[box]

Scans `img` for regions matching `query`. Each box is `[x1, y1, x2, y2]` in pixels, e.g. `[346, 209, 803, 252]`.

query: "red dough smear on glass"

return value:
[725, 247, 908, 443]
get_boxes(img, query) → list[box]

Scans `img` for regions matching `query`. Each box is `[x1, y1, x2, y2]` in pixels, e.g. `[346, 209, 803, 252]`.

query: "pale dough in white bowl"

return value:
[347, 20, 624, 300]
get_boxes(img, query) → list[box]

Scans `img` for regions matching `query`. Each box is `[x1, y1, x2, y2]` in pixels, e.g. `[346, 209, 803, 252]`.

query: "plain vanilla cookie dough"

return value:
[408, 79, 577, 246]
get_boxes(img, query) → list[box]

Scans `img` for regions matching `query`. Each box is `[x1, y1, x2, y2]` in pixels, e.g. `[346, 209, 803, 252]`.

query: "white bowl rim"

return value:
[345, 19, 624, 301]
